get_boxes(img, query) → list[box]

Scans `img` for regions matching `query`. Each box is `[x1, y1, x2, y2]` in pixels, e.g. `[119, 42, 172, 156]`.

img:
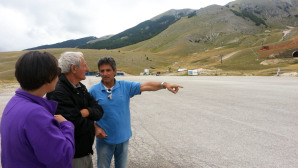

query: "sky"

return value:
[0, 0, 232, 52]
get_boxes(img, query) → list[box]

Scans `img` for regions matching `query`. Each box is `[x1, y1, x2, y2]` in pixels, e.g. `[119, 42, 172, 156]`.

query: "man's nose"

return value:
[101, 70, 107, 76]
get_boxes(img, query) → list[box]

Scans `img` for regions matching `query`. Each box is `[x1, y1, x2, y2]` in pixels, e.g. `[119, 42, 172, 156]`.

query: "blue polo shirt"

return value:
[89, 79, 141, 144]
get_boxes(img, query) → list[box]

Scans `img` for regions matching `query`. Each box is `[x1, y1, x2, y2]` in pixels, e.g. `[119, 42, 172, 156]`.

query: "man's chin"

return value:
[102, 78, 112, 82]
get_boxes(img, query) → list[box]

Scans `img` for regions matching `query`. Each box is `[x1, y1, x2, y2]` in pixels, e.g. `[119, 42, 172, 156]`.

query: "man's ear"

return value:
[70, 65, 77, 73]
[114, 69, 117, 77]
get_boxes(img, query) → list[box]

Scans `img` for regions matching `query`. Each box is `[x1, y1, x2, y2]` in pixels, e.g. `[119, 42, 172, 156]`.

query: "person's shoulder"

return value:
[48, 82, 72, 99]
[118, 80, 134, 84]
[118, 80, 140, 88]
[23, 102, 49, 117]
[52, 83, 68, 94]
[24, 105, 56, 129]
[118, 80, 130, 86]
[55, 79, 68, 90]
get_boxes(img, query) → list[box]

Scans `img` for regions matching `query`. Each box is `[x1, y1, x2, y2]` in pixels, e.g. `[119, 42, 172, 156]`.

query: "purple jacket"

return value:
[1, 88, 75, 168]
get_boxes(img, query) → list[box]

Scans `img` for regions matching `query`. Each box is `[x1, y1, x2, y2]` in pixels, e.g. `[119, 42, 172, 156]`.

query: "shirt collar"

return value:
[70, 82, 81, 88]
[100, 79, 119, 91]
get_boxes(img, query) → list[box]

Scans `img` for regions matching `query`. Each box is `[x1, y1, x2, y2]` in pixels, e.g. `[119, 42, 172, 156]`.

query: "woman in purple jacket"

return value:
[1, 51, 75, 168]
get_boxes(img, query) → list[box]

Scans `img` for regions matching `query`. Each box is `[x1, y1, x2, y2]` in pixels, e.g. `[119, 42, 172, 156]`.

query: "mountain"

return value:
[78, 0, 297, 51]
[150, 9, 196, 21]
[25, 9, 194, 50]
[226, 0, 298, 27]
[113, 0, 297, 76]
[77, 9, 195, 49]
[25, 36, 97, 50]
[25, 0, 297, 57]
[86, 35, 114, 44]
[122, 0, 297, 55]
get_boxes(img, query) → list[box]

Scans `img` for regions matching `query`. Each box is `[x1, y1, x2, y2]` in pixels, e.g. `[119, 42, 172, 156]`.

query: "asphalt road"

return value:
[1, 76, 298, 168]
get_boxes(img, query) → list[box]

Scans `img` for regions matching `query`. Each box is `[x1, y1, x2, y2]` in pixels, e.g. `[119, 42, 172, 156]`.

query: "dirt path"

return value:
[280, 26, 294, 41]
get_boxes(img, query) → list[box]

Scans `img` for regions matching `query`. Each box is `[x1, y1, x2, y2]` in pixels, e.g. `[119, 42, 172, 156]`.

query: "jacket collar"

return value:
[59, 74, 86, 90]
[16, 88, 58, 115]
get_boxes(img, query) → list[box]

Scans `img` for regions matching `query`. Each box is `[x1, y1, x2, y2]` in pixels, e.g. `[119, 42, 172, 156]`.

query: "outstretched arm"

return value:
[140, 82, 183, 94]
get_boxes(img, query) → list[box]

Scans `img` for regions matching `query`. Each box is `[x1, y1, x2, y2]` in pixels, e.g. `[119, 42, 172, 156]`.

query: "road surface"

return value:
[1, 76, 298, 168]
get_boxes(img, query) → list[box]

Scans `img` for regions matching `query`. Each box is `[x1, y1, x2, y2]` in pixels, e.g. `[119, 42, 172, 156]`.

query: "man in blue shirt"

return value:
[89, 57, 183, 168]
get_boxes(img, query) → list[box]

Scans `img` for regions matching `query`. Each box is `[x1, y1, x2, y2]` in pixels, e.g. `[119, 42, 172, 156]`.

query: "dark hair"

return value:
[97, 57, 116, 71]
[15, 51, 60, 90]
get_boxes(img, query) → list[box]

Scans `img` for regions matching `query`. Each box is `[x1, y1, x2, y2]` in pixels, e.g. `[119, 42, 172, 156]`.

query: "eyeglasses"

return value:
[107, 88, 112, 100]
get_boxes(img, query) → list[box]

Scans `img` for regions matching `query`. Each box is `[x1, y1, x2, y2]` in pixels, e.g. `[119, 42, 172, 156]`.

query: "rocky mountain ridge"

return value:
[25, 0, 297, 52]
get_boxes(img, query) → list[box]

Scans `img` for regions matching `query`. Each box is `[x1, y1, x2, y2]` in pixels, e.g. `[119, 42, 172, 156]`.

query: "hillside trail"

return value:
[280, 26, 294, 42]
[222, 51, 240, 60]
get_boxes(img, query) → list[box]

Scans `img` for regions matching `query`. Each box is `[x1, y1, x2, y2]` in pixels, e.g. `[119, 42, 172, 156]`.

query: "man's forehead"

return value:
[100, 64, 112, 69]
[80, 57, 87, 63]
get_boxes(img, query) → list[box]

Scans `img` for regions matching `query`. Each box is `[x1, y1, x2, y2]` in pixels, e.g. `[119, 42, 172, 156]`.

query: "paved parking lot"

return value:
[84, 76, 298, 168]
[1, 76, 298, 167]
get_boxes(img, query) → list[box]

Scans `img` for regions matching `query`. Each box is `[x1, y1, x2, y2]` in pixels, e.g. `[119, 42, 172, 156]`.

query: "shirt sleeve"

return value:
[24, 107, 75, 167]
[125, 81, 141, 98]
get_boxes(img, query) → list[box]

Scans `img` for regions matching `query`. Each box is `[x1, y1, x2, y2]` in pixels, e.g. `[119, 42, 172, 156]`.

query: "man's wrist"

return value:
[161, 82, 167, 89]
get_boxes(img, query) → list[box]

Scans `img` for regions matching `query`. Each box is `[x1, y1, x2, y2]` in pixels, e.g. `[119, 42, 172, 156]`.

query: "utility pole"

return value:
[250, 48, 259, 60]
[261, 40, 264, 47]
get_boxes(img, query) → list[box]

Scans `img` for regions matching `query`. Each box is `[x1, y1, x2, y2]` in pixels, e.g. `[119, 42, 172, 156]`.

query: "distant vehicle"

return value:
[188, 70, 198, 76]
[85, 72, 96, 76]
[116, 72, 124, 76]
[156, 72, 160, 76]
[260, 46, 270, 51]
[178, 68, 187, 72]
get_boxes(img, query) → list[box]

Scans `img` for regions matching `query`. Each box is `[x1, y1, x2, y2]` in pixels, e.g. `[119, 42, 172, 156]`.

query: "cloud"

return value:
[0, 5, 31, 51]
[0, 0, 94, 51]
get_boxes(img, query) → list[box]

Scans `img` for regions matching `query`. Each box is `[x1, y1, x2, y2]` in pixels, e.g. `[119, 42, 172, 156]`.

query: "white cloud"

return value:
[0, 0, 231, 51]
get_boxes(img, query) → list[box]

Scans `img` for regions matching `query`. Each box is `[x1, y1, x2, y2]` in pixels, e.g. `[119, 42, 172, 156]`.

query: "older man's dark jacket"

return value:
[47, 74, 104, 158]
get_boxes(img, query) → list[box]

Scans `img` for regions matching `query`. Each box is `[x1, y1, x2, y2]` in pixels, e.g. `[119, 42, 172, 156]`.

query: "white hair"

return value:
[59, 52, 84, 74]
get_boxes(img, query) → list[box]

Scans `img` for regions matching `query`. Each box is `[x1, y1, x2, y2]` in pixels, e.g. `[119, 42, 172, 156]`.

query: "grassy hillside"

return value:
[78, 14, 189, 50]
[0, 48, 168, 81]
[119, 4, 298, 76]
[1, 27, 298, 81]
[123, 5, 263, 53]
[1, 28, 297, 82]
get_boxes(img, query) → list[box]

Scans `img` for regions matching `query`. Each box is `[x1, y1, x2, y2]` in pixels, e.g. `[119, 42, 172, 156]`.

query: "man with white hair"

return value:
[47, 51, 104, 168]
